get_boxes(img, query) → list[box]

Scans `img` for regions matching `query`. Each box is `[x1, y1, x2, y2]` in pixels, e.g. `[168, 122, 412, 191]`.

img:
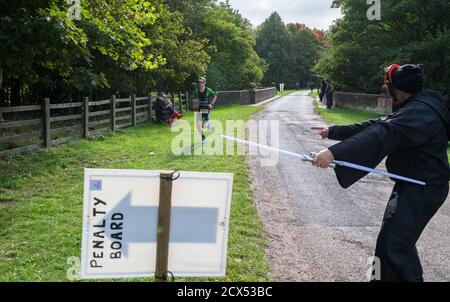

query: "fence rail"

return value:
[0, 88, 274, 157]
[0, 92, 190, 157]
[0, 105, 42, 113]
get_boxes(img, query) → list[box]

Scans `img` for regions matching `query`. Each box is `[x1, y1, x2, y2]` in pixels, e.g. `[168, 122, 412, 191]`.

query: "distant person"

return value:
[153, 92, 168, 123]
[325, 79, 333, 109]
[319, 80, 327, 103]
[153, 93, 182, 125]
[193, 77, 217, 144]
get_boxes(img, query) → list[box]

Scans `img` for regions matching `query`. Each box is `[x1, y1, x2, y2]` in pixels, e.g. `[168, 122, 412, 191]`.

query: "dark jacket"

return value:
[320, 82, 327, 95]
[328, 90, 450, 188]
[325, 82, 333, 97]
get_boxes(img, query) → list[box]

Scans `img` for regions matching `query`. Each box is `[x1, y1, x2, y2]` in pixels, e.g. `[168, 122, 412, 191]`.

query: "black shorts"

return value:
[198, 109, 211, 122]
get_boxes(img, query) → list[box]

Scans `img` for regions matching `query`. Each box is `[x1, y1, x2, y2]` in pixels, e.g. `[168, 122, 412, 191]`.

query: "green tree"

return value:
[165, 0, 266, 90]
[256, 12, 323, 88]
[315, 0, 450, 100]
[255, 12, 291, 86]
[0, 0, 269, 106]
[287, 23, 323, 86]
[201, 2, 266, 90]
[141, 1, 210, 93]
[0, 0, 161, 104]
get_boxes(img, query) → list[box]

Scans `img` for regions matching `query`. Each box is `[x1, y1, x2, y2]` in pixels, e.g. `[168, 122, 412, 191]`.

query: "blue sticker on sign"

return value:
[90, 180, 102, 191]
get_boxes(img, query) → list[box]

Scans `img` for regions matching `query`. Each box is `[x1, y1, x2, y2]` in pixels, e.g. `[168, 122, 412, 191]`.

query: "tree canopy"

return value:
[3, 1, 447, 106]
[255, 12, 324, 88]
[0, 0, 267, 106]
[315, 0, 450, 100]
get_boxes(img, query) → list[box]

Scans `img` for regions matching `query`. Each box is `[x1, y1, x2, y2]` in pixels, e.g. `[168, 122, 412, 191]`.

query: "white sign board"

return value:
[80, 169, 233, 279]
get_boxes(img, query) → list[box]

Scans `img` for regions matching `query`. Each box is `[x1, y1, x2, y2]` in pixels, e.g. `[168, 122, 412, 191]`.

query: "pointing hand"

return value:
[311, 127, 329, 139]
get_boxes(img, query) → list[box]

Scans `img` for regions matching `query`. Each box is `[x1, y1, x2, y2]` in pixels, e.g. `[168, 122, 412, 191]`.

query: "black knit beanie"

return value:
[391, 64, 425, 94]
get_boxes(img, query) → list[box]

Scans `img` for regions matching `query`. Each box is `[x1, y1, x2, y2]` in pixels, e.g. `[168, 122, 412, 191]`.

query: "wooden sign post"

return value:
[155, 171, 177, 282]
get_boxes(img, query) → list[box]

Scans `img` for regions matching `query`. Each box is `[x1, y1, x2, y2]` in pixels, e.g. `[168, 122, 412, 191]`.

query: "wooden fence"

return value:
[0, 92, 190, 157]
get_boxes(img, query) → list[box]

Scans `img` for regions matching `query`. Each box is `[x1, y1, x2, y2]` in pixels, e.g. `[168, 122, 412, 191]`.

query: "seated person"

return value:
[153, 92, 183, 125]
[163, 98, 183, 125]
[153, 92, 168, 123]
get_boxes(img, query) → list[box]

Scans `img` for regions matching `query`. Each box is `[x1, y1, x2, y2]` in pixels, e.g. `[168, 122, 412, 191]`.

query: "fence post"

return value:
[170, 92, 175, 109]
[83, 97, 89, 139]
[178, 92, 183, 114]
[131, 93, 137, 127]
[148, 92, 154, 122]
[111, 95, 116, 132]
[43, 98, 51, 148]
[185, 91, 190, 112]
[155, 171, 175, 282]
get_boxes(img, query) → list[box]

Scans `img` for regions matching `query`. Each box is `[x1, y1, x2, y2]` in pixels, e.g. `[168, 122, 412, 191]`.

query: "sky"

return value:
[227, 0, 342, 30]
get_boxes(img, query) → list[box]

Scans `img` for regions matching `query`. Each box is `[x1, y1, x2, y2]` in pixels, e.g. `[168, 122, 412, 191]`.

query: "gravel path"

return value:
[247, 91, 450, 282]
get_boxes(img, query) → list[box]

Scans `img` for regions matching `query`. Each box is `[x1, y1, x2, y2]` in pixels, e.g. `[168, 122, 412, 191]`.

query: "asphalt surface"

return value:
[247, 91, 450, 282]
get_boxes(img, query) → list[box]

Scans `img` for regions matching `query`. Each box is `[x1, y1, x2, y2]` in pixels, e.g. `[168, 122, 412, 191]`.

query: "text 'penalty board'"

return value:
[80, 169, 233, 279]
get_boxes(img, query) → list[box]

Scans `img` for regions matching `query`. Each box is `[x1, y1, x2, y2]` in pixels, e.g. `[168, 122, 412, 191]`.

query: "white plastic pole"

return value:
[222, 135, 426, 186]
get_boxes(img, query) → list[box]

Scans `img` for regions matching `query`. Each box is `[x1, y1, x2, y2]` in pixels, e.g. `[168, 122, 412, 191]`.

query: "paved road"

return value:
[247, 92, 450, 281]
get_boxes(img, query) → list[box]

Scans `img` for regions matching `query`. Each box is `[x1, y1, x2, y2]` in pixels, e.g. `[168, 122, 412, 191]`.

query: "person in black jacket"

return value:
[319, 80, 327, 103]
[311, 64, 450, 282]
[324, 79, 333, 109]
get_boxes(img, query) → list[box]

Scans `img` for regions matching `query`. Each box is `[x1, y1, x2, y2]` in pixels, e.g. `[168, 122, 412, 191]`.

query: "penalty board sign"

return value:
[80, 169, 233, 279]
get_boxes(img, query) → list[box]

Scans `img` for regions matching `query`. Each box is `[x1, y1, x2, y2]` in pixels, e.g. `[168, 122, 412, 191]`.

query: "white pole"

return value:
[222, 135, 426, 186]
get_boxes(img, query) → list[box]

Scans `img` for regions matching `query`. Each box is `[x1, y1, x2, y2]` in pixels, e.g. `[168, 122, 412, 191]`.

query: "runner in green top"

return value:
[193, 77, 217, 144]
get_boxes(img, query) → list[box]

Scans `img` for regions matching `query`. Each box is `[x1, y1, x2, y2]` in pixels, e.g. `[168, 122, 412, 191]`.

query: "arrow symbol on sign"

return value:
[96, 192, 219, 258]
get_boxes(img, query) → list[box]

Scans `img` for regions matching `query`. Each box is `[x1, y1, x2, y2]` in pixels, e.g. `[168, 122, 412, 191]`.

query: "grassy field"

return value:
[0, 105, 271, 282]
[311, 94, 382, 125]
[277, 89, 298, 97]
[310, 91, 319, 99]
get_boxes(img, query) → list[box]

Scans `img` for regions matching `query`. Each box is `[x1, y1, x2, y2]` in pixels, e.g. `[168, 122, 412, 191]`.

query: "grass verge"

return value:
[312, 96, 382, 125]
[0, 105, 271, 282]
[276, 89, 298, 97]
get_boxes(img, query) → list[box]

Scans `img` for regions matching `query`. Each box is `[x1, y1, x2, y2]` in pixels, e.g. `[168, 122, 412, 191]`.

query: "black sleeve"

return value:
[328, 104, 439, 188]
[328, 118, 383, 141]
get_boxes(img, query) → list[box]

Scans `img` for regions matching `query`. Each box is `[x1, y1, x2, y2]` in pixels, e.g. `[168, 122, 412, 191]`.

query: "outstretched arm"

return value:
[312, 118, 384, 141]
[328, 118, 382, 141]
[313, 103, 438, 188]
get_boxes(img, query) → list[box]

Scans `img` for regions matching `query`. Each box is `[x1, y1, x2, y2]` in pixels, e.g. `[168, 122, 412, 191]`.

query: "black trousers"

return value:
[319, 92, 324, 102]
[326, 94, 333, 108]
[373, 183, 448, 282]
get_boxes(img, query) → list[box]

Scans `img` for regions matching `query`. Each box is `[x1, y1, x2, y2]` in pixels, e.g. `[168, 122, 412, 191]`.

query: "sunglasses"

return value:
[198, 81, 205, 84]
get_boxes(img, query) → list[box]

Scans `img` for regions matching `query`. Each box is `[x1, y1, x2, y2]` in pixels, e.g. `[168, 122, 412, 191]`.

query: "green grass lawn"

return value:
[312, 94, 382, 125]
[277, 89, 298, 97]
[0, 105, 271, 282]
